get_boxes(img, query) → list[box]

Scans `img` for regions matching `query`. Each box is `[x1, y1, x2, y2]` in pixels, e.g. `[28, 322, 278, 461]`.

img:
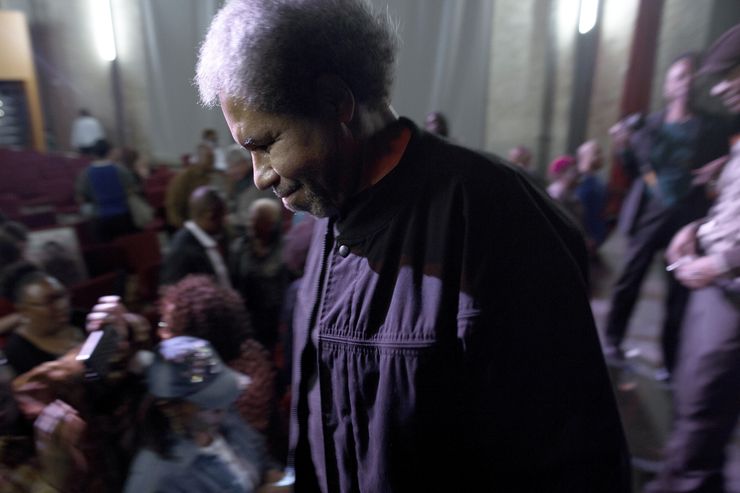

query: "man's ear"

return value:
[315, 74, 355, 123]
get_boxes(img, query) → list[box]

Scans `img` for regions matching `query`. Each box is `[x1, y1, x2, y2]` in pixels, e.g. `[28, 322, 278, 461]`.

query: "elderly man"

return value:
[196, 1, 629, 491]
[647, 24, 740, 493]
[230, 198, 287, 351]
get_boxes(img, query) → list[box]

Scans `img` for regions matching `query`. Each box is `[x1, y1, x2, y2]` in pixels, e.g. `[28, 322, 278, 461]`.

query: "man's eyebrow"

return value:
[242, 136, 270, 147]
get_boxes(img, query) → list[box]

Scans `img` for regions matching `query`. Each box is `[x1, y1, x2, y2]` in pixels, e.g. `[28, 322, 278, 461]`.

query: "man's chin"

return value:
[286, 192, 337, 218]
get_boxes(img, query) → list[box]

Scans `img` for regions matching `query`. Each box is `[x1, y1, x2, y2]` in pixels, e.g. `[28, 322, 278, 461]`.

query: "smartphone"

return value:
[75, 324, 121, 380]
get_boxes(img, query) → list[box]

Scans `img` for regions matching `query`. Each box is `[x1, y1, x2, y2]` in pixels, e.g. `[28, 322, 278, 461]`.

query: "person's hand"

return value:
[666, 222, 699, 265]
[675, 255, 724, 289]
[84, 296, 152, 379]
[85, 296, 127, 337]
[691, 155, 729, 186]
[35, 399, 88, 488]
[609, 121, 632, 152]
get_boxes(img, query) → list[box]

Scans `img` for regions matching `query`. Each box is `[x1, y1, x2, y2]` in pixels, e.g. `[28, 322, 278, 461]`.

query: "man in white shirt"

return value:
[161, 186, 231, 288]
[70, 109, 106, 155]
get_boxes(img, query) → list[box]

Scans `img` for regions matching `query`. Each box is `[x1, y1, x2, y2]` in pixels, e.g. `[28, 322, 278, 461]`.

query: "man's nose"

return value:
[252, 155, 278, 190]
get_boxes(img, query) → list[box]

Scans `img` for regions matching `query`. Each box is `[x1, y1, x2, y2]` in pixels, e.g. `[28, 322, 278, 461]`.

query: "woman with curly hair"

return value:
[158, 275, 276, 437]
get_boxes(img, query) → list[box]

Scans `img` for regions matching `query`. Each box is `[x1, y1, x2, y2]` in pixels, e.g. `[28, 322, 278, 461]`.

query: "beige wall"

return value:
[0, 10, 45, 150]
[111, 0, 152, 153]
[486, 0, 550, 163]
[586, 0, 639, 152]
[486, 0, 638, 171]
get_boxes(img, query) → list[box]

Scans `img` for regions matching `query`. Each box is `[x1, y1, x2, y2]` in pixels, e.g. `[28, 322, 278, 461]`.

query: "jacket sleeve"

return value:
[456, 167, 630, 492]
[160, 235, 217, 286]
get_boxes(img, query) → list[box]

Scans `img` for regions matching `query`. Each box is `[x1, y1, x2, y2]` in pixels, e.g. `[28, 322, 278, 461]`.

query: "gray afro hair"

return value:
[196, 0, 399, 115]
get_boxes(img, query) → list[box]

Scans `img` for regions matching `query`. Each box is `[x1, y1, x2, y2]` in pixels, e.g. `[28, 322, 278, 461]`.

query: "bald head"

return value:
[508, 145, 532, 170]
[189, 186, 225, 234]
[577, 140, 602, 173]
[424, 112, 449, 137]
[248, 198, 282, 243]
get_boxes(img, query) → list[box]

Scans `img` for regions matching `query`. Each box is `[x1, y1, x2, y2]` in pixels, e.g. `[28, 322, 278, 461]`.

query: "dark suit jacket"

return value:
[160, 228, 217, 286]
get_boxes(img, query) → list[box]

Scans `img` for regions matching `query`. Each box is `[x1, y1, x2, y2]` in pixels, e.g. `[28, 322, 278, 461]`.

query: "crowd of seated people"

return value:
[0, 125, 315, 491]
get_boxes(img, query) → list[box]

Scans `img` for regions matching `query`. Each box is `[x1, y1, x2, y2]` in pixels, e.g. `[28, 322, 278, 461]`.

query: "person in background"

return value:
[161, 186, 231, 288]
[647, 23, 740, 493]
[225, 146, 277, 236]
[423, 111, 449, 137]
[547, 154, 583, 225]
[603, 52, 731, 375]
[575, 139, 608, 253]
[196, 1, 629, 491]
[8, 295, 152, 492]
[229, 199, 287, 352]
[166, 144, 219, 229]
[508, 145, 533, 172]
[509, 144, 546, 188]
[199, 128, 228, 171]
[0, 262, 83, 376]
[158, 275, 278, 453]
[119, 147, 143, 186]
[70, 109, 105, 155]
[124, 336, 267, 493]
[75, 139, 138, 242]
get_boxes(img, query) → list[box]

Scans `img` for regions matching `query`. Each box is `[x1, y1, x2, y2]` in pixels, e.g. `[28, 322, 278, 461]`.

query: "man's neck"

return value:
[352, 104, 408, 191]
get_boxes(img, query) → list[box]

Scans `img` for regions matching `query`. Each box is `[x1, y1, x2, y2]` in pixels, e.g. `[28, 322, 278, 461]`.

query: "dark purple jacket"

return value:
[290, 120, 630, 492]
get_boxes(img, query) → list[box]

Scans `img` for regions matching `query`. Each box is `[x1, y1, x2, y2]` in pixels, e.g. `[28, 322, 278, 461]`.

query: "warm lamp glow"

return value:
[92, 0, 117, 61]
[578, 0, 599, 34]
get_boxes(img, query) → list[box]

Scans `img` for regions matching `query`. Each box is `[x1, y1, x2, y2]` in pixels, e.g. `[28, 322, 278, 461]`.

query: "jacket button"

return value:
[338, 244, 350, 257]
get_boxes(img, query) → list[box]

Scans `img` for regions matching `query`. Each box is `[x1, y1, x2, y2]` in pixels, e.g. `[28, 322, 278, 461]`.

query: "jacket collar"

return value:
[335, 117, 425, 244]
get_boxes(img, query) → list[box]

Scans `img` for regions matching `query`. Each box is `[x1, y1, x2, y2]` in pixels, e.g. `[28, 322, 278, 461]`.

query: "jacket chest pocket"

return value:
[317, 334, 451, 425]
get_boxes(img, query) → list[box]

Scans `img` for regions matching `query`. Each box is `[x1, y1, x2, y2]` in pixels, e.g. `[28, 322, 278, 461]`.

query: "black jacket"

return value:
[291, 119, 631, 492]
[160, 228, 216, 286]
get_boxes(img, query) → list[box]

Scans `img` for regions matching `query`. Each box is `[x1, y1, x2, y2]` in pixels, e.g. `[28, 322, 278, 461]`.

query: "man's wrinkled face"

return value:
[220, 97, 358, 217]
[710, 65, 740, 114]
